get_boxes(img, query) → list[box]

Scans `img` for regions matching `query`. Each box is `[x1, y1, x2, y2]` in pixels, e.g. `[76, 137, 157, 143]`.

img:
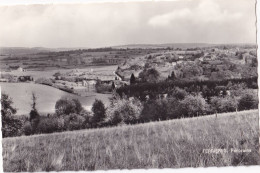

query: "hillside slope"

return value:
[2, 110, 259, 171]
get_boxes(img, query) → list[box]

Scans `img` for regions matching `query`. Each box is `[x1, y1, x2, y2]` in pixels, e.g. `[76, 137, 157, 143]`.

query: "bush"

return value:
[238, 92, 258, 111]
[63, 113, 86, 131]
[79, 110, 92, 128]
[106, 97, 142, 125]
[168, 87, 188, 100]
[95, 80, 113, 93]
[25, 112, 90, 135]
[140, 99, 168, 122]
[23, 122, 33, 136]
[2, 116, 23, 137]
[180, 94, 209, 117]
[55, 98, 83, 116]
[210, 96, 238, 113]
[35, 116, 64, 134]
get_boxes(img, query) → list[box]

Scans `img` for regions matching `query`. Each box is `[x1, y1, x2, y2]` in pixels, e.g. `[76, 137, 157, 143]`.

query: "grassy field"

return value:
[2, 110, 259, 172]
[0, 82, 111, 115]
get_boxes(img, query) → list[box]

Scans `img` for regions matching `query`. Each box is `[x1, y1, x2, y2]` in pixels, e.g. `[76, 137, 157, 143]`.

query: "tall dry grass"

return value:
[2, 110, 259, 172]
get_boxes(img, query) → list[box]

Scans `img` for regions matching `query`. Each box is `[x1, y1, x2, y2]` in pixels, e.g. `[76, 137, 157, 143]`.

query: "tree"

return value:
[55, 98, 83, 116]
[166, 98, 183, 119]
[174, 62, 203, 79]
[130, 73, 136, 85]
[1, 93, 16, 118]
[139, 68, 160, 83]
[112, 82, 115, 90]
[91, 99, 106, 127]
[168, 71, 176, 80]
[140, 99, 168, 122]
[106, 97, 142, 125]
[29, 93, 40, 132]
[1, 93, 23, 137]
[238, 92, 258, 111]
[168, 87, 187, 100]
[53, 72, 61, 80]
[29, 93, 40, 122]
[72, 99, 83, 114]
[210, 96, 238, 113]
[180, 94, 209, 117]
[31, 92, 37, 110]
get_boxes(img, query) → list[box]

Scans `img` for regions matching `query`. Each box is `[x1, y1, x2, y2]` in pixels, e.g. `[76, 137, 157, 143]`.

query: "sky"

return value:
[0, 0, 257, 48]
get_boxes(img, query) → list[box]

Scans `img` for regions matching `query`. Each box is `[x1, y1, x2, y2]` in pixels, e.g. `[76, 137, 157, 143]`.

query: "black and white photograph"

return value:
[0, 0, 259, 172]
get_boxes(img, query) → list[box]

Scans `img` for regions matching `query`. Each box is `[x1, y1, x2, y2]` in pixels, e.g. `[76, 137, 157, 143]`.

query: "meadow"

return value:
[0, 82, 111, 115]
[2, 110, 259, 172]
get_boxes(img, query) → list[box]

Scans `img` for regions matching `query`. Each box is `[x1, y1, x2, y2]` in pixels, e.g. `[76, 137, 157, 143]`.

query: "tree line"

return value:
[2, 82, 258, 138]
[117, 76, 257, 101]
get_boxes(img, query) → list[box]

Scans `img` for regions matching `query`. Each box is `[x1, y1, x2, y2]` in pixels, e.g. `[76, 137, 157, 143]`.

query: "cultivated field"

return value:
[0, 82, 111, 115]
[2, 110, 259, 172]
[0, 65, 118, 80]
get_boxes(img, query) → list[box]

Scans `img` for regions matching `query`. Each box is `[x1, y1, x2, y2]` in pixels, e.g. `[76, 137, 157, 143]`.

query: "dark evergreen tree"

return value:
[112, 82, 115, 90]
[130, 73, 136, 85]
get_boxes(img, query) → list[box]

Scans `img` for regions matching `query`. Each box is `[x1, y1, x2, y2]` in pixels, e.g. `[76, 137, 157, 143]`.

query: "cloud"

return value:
[148, 0, 243, 27]
[148, 8, 191, 26]
[0, 0, 256, 48]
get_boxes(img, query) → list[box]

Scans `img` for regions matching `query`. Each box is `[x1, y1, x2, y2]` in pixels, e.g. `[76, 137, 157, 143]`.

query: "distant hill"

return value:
[0, 47, 87, 55]
[112, 43, 216, 49]
[1, 43, 255, 55]
[112, 43, 256, 49]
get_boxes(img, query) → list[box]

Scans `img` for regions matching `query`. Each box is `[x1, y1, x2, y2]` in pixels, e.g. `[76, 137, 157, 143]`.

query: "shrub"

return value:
[2, 116, 23, 137]
[63, 113, 86, 131]
[238, 92, 258, 111]
[95, 81, 113, 93]
[23, 122, 33, 136]
[180, 94, 209, 117]
[35, 116, 63, 134]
